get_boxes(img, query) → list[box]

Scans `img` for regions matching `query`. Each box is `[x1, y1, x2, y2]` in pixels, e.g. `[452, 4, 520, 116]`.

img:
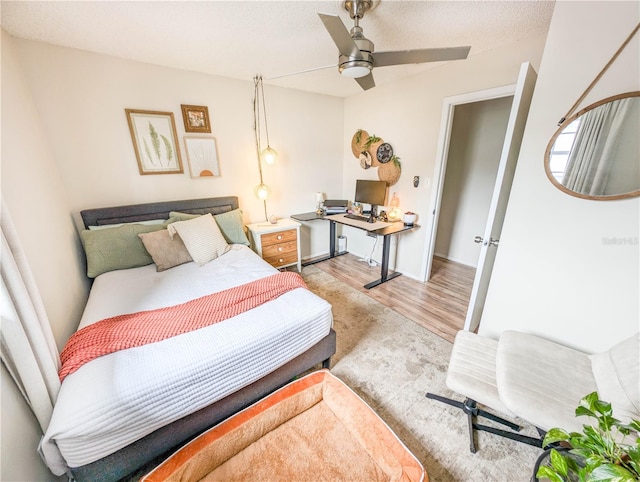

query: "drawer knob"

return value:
[278, 247, 283, 252]
[277, 235, 283, 240]
[278, 258, 284, 263]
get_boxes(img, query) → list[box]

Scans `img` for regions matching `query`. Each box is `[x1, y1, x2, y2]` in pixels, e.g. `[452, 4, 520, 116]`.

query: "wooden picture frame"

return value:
[184, 136, 221, 178]
[181, 104, 211, 133]
[125, 109, 184, 175]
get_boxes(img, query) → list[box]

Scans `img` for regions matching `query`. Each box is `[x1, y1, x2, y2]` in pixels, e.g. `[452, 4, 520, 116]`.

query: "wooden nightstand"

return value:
[247, 218, 301, 272]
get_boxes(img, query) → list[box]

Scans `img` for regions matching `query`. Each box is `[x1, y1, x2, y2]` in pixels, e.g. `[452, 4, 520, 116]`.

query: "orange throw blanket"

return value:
[59, 271, 306, 381]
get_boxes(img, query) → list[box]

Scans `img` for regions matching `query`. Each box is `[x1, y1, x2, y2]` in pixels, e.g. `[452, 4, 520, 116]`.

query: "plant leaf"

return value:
[628, 420, 640, 433]
[544, 428, 572, 446]
[576, 406, 597, 419]
[148, 122, 161, 160]
[160, 134, 174, 163]
[536, 465, 566, 482]
[550, 449, 570, 477]
[364, 134, 381, 147]
[589, 463, 638, 481]
[143, 138, 155, 166]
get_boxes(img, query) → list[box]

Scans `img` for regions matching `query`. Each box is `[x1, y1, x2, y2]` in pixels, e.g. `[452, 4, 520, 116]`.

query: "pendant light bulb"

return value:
[260, 146, 278, 165]
[254, 183, 271, 201]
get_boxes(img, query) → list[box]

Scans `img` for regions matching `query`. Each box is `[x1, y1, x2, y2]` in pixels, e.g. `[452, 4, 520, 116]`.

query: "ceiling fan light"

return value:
[340, 63, 371, 78]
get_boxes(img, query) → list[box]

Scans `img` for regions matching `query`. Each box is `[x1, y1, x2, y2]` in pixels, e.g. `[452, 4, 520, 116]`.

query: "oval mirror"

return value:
[545, 91, 640, 200]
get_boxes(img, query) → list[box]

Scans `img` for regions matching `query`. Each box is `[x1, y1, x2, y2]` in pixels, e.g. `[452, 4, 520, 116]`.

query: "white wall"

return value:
[435, 97, 512, 267]
[342, 32, 548, 278]
[1, 31, 72, 482]
[1, 32, 88, 351]
[479, 1, 640, 352]
[10, 39, 344, 230]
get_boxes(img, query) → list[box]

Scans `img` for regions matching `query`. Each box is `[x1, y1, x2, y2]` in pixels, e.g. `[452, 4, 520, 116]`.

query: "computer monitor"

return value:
[354, 179, 387, 221]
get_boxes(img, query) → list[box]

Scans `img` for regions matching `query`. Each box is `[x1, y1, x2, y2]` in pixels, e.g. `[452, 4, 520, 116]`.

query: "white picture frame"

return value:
[184, 136, 221, 178]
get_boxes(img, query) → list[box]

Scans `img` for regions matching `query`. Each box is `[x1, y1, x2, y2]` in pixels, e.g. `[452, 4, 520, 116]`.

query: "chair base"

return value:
[426, 393, 543, 453]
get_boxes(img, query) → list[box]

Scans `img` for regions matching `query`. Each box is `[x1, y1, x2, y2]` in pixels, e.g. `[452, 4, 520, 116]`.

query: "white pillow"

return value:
[167, 213, 229, 265]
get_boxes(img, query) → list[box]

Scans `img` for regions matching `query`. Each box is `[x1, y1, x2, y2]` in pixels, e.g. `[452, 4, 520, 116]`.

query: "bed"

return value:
[40, 197, 336, 482]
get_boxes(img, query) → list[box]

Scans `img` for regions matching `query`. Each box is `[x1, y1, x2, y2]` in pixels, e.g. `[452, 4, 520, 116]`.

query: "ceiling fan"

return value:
[319, 0, 471, 90]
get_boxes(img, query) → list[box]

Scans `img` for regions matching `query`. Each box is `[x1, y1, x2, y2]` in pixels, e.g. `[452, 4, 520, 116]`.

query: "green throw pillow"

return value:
[214, 209, 250, 246]
[168, 211, 200, 222]
[80, 223, 165, 278]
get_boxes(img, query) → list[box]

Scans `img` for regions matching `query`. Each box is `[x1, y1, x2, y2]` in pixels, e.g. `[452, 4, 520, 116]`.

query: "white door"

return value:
[464, 62, 537, 332]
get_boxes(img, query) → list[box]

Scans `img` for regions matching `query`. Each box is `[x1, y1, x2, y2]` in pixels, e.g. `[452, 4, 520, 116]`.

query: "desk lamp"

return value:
[316, 192, 325, 214]
[387, 192, 401, 221]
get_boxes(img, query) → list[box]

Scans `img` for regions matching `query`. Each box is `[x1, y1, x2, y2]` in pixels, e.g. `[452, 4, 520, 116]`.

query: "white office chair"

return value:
[427, 330, 639, 453]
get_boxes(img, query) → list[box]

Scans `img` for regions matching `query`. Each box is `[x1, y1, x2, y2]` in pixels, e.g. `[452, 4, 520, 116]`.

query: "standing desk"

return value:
[291, 212, 419, 289]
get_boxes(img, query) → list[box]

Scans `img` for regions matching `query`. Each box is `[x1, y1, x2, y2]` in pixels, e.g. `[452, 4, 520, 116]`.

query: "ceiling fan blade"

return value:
[318, 13, 363, 59]
[355, 73, 375, 91]
[373, 46, 471, 67]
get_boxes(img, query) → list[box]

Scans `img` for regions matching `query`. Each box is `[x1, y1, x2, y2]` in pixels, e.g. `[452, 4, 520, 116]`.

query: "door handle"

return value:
[474, 236, 499, 247]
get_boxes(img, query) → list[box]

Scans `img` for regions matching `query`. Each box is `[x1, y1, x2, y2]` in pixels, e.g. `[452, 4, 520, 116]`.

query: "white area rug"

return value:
[301, 264, 543, 482]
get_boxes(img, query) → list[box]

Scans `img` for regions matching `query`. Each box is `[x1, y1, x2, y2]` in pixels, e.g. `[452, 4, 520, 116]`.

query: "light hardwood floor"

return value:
[306, 253, 475, 343]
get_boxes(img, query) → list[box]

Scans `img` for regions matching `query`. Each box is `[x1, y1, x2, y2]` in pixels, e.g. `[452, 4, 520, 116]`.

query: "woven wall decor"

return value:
[351, 129, 369, 158]
[352, 129, 402, 186]
[365, 135, 383, 167]
[378, 156, 401, 186]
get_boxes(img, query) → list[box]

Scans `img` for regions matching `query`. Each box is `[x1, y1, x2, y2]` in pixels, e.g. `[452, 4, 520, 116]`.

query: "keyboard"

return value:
[344, 214, 372, 222]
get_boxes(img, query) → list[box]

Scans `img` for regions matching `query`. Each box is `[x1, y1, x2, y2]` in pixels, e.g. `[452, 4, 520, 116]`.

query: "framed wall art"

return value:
[181, 104, 211, 133]
[184, 136, 221, 178]
[125, 109, 183, 175]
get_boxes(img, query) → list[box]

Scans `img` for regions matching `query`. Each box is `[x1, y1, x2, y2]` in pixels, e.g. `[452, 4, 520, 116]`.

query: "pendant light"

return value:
[253, 75, 278, 220]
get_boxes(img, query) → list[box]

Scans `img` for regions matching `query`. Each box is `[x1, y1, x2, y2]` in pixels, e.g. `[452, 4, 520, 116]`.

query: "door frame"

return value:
[420, 84, 517, 282]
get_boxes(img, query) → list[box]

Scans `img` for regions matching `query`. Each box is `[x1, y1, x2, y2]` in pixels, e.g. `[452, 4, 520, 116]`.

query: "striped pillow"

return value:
[167, 213, 229, 265]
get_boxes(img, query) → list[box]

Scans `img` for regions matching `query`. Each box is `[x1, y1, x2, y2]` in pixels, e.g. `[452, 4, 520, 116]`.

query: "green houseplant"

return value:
[537, 392, 640, 482]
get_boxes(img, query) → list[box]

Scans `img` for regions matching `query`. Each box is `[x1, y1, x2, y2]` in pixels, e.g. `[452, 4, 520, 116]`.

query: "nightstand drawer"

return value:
[264, 252, 299, 268]
[262, 241, 297, 259]
[261, 229, 297, 246]
[246, 220, 301, 272]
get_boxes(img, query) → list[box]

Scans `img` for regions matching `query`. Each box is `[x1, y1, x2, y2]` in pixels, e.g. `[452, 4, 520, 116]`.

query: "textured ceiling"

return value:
[0, 0, 555, 97]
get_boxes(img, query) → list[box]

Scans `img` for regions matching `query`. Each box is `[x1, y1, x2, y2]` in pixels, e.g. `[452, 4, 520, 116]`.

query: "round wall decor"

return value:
[378, 157, 401, 185]
[366, 136, 384, 167]
[359, 151, 372, 169]
[376, 143, 393, 163]
[351, 129, 369, 158]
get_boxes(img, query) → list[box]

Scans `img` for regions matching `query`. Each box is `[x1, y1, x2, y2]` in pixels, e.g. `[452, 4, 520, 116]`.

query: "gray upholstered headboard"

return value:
[80, 197, 240, 229]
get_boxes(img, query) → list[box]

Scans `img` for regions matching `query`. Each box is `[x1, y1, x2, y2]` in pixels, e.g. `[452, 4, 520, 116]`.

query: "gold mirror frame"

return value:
[544, 91, 640, 201]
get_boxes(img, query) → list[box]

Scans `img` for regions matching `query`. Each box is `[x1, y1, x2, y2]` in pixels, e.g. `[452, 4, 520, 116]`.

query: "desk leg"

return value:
[364, 234, 402, 289]
[301, 220, 346, 267]
[329, 221, 336, 257]
[380, 234, 390, 279]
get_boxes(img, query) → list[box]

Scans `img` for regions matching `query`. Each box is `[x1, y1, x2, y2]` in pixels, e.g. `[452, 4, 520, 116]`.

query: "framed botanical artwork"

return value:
[181, 104, 211, 133]
[125, 109, 184, 175]
[184, 136, 221, 178]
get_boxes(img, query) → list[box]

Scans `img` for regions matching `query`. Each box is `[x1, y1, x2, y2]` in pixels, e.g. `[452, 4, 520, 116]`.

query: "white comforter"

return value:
[40, 245, 332, 475]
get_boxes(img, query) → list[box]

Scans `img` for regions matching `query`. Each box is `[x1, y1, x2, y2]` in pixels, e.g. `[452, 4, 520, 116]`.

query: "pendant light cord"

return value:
[259, 77, 271, 147]
[558, 22, 639, 126]
[253, 75, 264, 183]
[254, 75, 268, 221]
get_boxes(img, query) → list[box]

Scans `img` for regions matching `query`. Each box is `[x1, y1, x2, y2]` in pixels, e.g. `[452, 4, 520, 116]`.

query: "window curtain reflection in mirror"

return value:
[562, 98, 637, 196]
